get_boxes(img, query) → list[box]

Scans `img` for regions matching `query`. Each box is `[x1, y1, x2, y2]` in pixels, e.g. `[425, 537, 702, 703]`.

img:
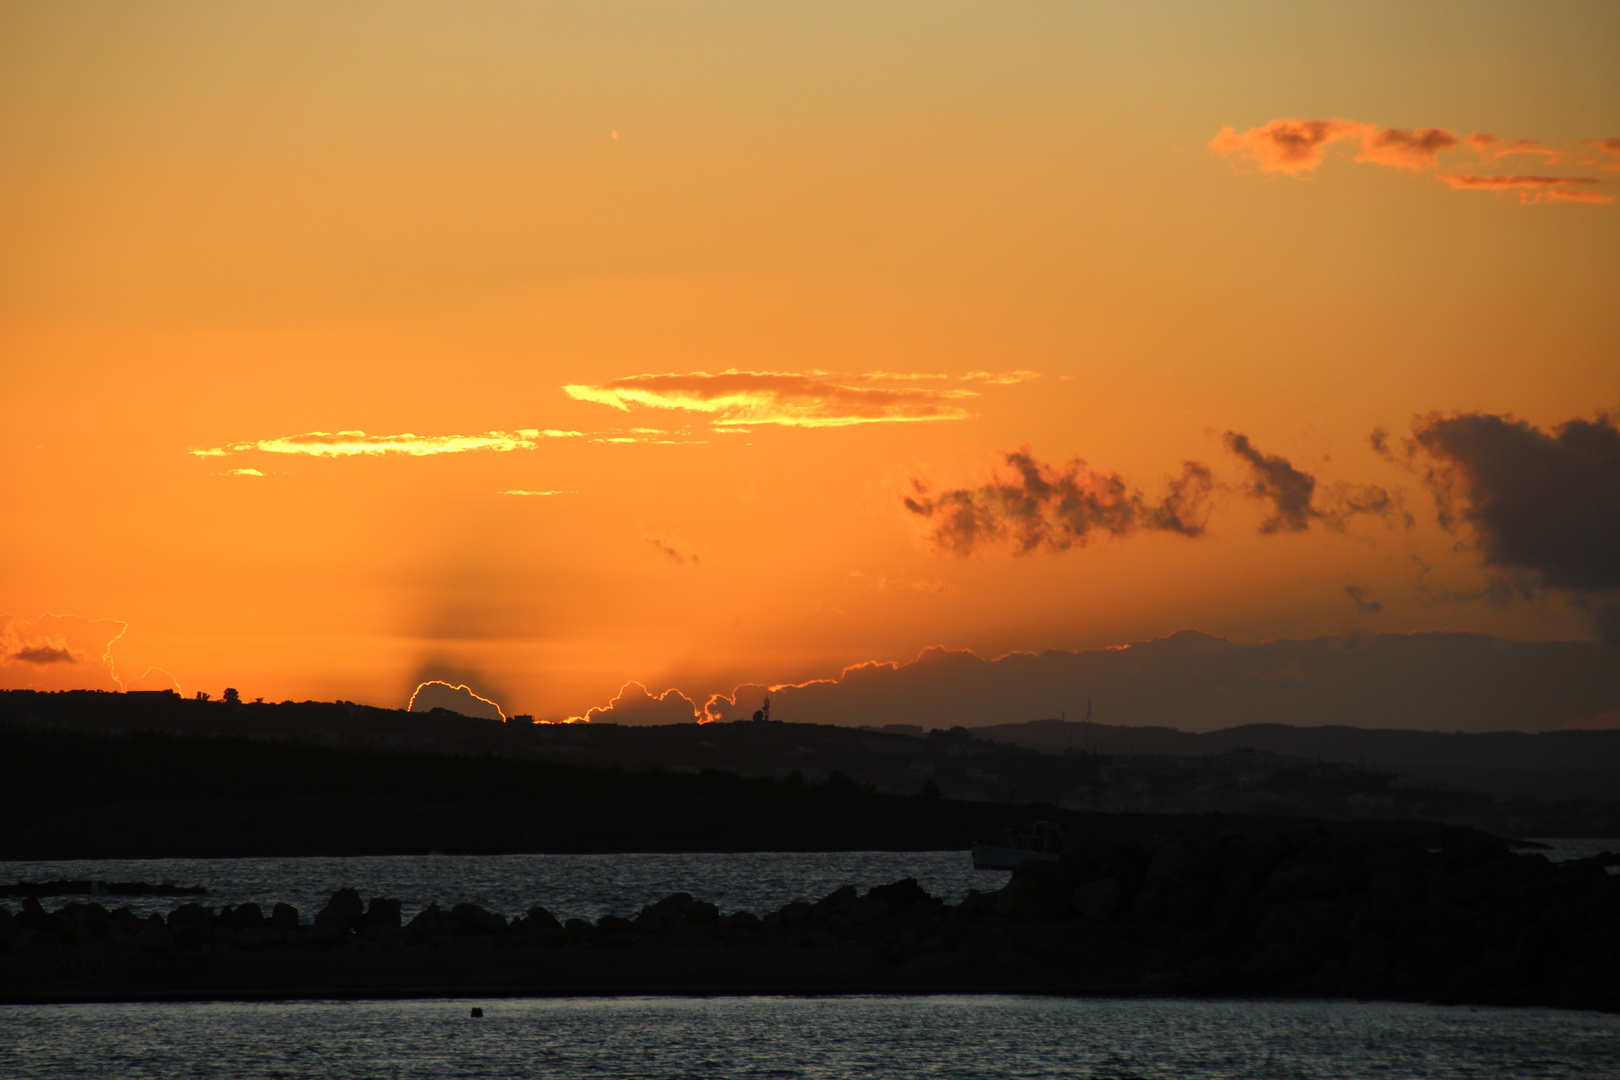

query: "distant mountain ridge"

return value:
[706, 629, 1619, 734]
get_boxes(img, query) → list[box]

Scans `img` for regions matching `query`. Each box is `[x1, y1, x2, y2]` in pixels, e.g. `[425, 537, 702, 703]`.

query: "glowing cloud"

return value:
[960, 370, 1042, 385]
[1586, 138, 1620, 170]
[1208, 118, 1369, 175]
[904, 448, 1214, 556]
[499, 489, 574, 496]
[1355, 126, 1457, 170]
[1211, 118, 1612, 205]
[191, 429, 582, 459]
[563, 369, 977, 428]
[1467, 133, 1559, 162]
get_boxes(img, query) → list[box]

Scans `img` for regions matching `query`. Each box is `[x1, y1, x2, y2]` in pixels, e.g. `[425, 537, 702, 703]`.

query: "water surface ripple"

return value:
[4, 995, 1616, 1079]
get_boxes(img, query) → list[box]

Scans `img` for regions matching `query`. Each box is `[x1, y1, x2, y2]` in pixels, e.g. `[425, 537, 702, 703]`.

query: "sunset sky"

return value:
[3, 2, 1616, 723]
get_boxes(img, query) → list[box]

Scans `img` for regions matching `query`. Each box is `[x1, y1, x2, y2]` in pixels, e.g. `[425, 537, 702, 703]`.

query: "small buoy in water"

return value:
[470, 1007, 483, 1018]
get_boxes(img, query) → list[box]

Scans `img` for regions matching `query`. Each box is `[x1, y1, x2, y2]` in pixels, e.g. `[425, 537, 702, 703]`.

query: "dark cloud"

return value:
[1223, 432, 1317, 532]
[574, 682, 701, 725]
[697, 630, 1620, 733]
[1146, 461, 1217, 536]
[1411, 412, 1620, 591]
[903, 449, 1214, 556]
[648, 537, 699, 565]
[1344, 585, 1382, 615]
[1358, 126, 1458, 170]
[407, 679, 506, 721]
[11, 644, 79, 664]
[1224, 431, 1395, 533]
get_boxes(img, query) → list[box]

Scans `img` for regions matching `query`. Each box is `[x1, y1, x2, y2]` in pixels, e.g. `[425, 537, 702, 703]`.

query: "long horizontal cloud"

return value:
[191, 429, 582, 458]
[903, 448, 1214, 556]
[564, 370, 979, 428]
[1210, 118, 1614, 205]
[1223, 432, 1395, 533]
[1408, 413, 1619, 626]
[1435, 174, 1610, 205]
[691, 630, 1620, 733]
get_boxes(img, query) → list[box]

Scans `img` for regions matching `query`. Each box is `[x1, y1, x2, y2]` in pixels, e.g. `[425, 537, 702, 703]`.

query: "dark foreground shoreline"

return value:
[7, 817, 1620, 1012]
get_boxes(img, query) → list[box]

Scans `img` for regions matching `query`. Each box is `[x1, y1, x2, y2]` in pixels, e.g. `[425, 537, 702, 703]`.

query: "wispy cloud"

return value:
[1436, 174, 1611, 204]
[564, 369, 978, 428]
[589, 435, 710, 445]
[1344, 584, 1383, 615]
[499, 489, 574, 496]
[647, 535, 699, 565]
[1224, 431, 1396, 533]
[960, 370, 1042, 385]
[904, 447, 1214, 557]
[1355, 126, 1457, 170]
[1467, 133, 1559, 162]
[1209, 118, 1368, 175]
[222, 468, 265, 477]
[1584, 138, 1620, 170]
[190, 429, 581, 459]
[1211, 118, 1613, 206]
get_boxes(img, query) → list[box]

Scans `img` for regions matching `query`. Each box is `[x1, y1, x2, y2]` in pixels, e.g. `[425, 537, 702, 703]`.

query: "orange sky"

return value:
[3, 2, 1617, 721]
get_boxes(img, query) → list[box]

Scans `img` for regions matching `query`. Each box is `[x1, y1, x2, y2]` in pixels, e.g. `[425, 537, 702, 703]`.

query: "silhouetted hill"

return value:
[975, 718, 1620, 770]
[8, 690, 1620, 840]
[973, 719, 1620, 803]
[0, 725, 1013, 859]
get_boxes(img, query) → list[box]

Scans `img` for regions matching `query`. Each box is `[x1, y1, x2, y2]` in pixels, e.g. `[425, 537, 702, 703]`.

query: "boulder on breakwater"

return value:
[3, 818, 1618, 1011]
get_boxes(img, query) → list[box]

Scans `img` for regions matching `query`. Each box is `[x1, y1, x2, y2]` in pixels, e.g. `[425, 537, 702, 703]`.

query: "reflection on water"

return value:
[0, 851, 1005, 922]
[3, 994, 1616, 1079]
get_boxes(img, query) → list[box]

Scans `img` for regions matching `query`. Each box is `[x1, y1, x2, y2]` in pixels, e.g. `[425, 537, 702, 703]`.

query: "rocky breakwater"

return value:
[4, 819, 1618, 1009]
[986, 819, 1620, 1011]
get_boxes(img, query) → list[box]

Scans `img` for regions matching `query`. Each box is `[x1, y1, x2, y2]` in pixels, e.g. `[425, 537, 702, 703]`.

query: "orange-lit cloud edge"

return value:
[0, 612, 182, 694]
[406, 679, 507, 721]
[185, 369, 1042, 463]
[1210, 118, 1616, 204]
[190, 429, 583, 458]
[563, 369, 1040, 428]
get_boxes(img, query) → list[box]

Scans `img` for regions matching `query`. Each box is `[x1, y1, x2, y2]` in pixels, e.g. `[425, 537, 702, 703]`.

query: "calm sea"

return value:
[3, 994, 1617, 1079]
